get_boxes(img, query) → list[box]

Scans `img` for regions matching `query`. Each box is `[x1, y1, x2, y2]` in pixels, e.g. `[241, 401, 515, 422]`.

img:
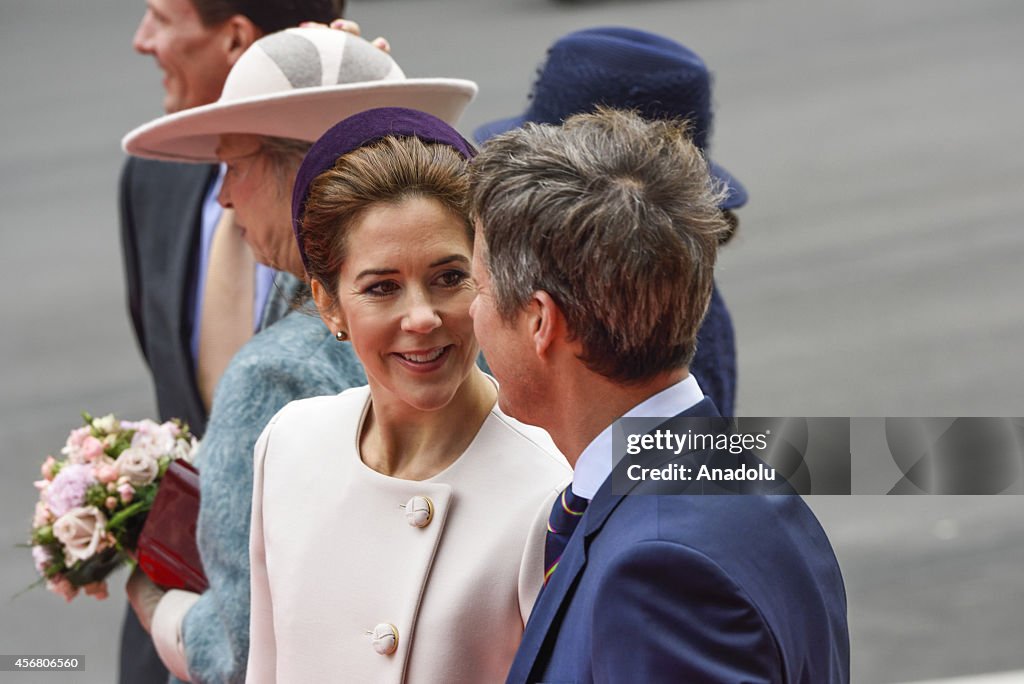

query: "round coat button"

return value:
[371, 623, 399, 655]
[404, 496, 434, 528]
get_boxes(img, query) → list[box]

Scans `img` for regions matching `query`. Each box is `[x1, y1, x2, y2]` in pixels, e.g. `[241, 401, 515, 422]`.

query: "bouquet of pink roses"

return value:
[28, 412, 198, 602]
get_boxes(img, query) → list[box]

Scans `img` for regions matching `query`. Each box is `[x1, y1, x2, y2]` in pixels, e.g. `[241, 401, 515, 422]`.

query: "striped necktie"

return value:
[544, 484, 589, 585]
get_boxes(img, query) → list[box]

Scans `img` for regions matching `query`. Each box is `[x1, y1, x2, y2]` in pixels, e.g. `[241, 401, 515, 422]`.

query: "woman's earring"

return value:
[335, 330, 348, 342]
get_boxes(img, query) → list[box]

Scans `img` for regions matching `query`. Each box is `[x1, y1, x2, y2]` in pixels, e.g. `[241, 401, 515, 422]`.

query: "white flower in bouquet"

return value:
[115, 447, 160, 486]
[52, 506, 109, 565]
[172, 435, 200, 463]
[92, 414, 119, 434]
[134, 426, 178, 458]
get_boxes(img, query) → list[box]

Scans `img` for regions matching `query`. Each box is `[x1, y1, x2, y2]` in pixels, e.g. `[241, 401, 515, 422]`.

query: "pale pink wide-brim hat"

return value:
[122, 27, 478, 162]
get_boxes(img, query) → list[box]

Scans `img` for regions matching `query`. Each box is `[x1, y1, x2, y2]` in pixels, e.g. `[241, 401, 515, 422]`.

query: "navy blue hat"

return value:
[474, 27, 747, 210]
[293, 107, 476, 271]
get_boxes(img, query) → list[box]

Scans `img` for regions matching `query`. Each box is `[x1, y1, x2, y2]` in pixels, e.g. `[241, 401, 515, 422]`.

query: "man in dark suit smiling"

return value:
[469, 108, 849, 683]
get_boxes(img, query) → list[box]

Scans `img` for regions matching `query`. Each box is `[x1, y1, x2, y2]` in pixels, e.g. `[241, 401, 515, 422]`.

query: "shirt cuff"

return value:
[152, 589, 200, 682]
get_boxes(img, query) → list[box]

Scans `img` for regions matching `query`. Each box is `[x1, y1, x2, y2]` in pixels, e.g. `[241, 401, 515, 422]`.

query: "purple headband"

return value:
[292, 107, 476, 272]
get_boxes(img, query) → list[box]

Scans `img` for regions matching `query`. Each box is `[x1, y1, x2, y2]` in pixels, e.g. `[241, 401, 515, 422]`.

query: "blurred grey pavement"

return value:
[1, 0, 1023, 682]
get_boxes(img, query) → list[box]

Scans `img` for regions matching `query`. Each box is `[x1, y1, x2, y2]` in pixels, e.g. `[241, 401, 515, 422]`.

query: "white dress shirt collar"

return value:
[571, 374, 705, 500]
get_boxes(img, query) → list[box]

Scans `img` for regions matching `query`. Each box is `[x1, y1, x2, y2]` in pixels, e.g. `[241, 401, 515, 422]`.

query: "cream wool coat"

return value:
[247, 385, 571, 683]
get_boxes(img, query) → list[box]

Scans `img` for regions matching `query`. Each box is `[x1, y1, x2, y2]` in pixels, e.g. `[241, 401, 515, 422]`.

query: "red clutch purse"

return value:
[136, 460, 209, 593]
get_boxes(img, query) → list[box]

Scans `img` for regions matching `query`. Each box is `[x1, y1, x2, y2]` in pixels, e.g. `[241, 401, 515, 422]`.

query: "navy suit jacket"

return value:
[507, 399, 850, 683]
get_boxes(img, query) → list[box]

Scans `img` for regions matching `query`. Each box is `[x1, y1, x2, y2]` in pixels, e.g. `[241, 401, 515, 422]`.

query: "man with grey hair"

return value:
[469, 108, 849, 683]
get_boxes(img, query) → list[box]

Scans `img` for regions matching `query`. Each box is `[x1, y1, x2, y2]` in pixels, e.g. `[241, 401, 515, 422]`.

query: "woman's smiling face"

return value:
[319, 195, 478, 412]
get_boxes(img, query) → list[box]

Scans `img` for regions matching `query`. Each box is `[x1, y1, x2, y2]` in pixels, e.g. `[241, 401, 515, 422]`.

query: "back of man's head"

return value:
[470, 107, 729, 384]
[191, 0, 344, 34]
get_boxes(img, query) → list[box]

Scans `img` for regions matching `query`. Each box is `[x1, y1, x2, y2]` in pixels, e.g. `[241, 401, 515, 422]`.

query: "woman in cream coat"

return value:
[246, 108, 570, 683]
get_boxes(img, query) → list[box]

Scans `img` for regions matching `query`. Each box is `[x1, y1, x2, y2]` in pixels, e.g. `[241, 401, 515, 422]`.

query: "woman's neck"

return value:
[360, 369, 497, 481]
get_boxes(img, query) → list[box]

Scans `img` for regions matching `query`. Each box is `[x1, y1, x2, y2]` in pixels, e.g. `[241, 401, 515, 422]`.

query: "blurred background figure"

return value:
[121, 27, 476, 683]
[475, 27, 747, 416]
[120, 2, 346, 681]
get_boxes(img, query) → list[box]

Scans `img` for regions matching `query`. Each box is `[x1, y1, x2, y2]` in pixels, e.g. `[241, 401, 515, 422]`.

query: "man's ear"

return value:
[529, 290, 565, 360]
[223, 15, 261, 67]
[311, 278, 347, 337]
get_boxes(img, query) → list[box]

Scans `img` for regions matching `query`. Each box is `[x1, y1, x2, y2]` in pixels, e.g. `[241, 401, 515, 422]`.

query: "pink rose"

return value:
[62, 426, 93, 463]
[52, 506, 108, 564]
[96, 464, 119, 484]
[115, 448, 159, 486]
[83, 581, 109, 600]
[118, 483, 135, 504]
[80, 436, 105, 463]
[104, 496, 118, 510]
[67, 426, 90, 449]
[46, 575, 79, 602]
[41, 456, 57, 480]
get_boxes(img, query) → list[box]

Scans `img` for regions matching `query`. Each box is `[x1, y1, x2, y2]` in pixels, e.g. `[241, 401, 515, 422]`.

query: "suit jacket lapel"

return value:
[512, 397, 721, 681]
[510, 513, 588, 683]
